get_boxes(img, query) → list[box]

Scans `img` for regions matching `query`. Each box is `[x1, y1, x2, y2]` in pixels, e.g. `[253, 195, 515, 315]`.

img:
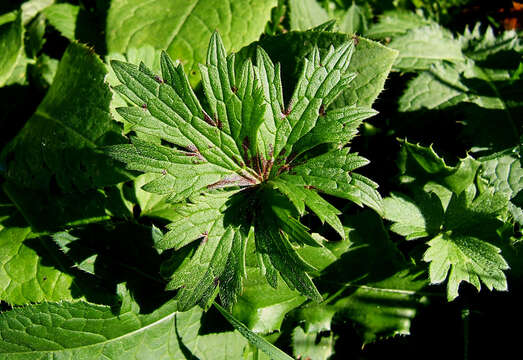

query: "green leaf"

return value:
[199, 32, 267, 161]
[384, 190, 444, 240]
[282, 148, 383, 215]
[30, 54, 58, 88]
[292, 326, 335, 360]
[271, 179, 344, 238]
[133, 173, 176, 221]
[404, 189, 510, 301]
[0, 289, 247, 360]
[106, 137, 238, 203]
[52, 232, 97, 275]
[231, 232, 348, 335]
[460, 23, 523, 63]
[399, 62, 523, 140]
[239, 30, 397, 110]
[301, 211, 428, 345]
[339, 2, 368, 35]
[398, 25, 522, 151]
[254, 46, 283, 160]
[269, 40, 358, 161]
[215, 302, 294, 360]
[21, 0, 54, 24]
[109, 53, 252, 175]
[25, 13, 46, 58]
[424, 233, 509, 301]
[0, 12, 26, 87]
[232, 267, 306, 334]
[42, 3, 79, 40]
[254, 189, 323, 302]
[329, 270, 429, 344]
[479, 146, 523, 200]
[389, 24, 464, 71]
[1, 42, 131, 229]
[365, 10, 432, 39]
[274, 41, 356, 157]
[291, 106, 377, 156]
[397, 140, 481, 195]
[106, 45, 163, 131]
[399, 61, 471, 111]
[156, 190, 247, 311]
[106, 0, 277, 87]
[288, 0, 329, 31]
[0, 221, 79, 305]
[443, 191, 508, 238]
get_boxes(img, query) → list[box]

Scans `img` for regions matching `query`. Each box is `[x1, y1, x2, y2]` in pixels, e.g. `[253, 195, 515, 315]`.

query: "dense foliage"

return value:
[0, 0, 521, 359]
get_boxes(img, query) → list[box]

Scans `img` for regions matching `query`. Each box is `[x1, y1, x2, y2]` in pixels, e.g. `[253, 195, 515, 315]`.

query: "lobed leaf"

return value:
[383, 190, 444, 240]
[365, 10, 433, 39]
[108, 32, 385, 309]
[272, 42, 356, 162]
[282, 148, 383, 215]
[424, 234, 509, 301]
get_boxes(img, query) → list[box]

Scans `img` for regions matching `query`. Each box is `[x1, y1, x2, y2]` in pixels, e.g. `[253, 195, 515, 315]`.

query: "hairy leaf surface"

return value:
[108, 32, 386, 309]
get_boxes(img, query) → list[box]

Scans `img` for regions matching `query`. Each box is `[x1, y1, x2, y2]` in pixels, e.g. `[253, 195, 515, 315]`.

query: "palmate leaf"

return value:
[108, 31, 383, 310]
[384, 144, 511, 300]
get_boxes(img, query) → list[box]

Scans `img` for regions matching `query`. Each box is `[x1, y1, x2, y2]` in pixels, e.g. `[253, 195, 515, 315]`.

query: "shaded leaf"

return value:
[1, 42, 131, 229]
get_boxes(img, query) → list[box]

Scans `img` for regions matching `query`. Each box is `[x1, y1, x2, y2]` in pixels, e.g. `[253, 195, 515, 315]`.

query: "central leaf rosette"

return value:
[107, 32, 382, 310]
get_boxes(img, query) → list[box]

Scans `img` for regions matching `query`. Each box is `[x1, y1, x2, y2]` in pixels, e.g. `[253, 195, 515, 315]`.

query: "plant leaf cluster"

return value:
[0, 1, 521, 359]
[107, 31, 383, 311]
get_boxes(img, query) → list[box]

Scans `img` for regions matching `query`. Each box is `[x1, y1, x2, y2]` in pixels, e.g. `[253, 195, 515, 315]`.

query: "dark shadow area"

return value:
[0, 84, 43, 150]
[198, 305, 235, 335]
[40, 26, 70, 60]
[75, 1, 110, 56]
[0, 4, 18, 14]
[316, 210, 408, 294]
[24, 221, 175, 313]
[3, 181, 132, 231]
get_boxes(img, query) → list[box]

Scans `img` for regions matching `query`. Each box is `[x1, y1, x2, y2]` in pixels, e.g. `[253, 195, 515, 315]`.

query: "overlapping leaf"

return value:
[108, 31, 385, 310]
